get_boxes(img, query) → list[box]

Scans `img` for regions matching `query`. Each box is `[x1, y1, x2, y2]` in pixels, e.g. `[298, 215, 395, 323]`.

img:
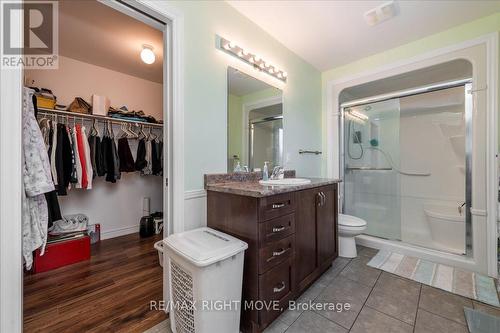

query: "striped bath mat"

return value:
[367, 250, 500, 307]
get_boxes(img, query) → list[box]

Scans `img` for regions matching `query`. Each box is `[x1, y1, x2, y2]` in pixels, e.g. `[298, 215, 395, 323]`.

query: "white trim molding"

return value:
[184, 189, 207, 200]
[184, 190, 207, 231]
[101, 225, 140, 240]
[326, 33, 499, 277]
[0, 1, 23, 331]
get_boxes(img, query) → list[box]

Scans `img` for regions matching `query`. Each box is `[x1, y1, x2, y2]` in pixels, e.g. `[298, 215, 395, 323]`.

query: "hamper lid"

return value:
[163, 227, 248, 267]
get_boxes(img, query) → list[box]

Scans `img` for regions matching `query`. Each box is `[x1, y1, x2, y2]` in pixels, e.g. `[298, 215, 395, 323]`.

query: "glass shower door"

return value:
[249, 117, 283, 170]
[342, 85, 468, 255]
[342, 98, 402, 240]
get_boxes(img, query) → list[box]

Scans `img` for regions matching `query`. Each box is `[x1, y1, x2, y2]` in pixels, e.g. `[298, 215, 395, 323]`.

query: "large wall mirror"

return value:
[227, 67, 283, 172]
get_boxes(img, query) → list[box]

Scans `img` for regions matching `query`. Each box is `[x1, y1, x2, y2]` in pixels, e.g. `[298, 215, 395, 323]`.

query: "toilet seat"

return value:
[339, 214, 367, 227]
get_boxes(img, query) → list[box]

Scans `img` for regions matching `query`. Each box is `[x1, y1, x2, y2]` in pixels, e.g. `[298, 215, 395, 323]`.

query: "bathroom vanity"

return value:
[205, 172, 340, 333]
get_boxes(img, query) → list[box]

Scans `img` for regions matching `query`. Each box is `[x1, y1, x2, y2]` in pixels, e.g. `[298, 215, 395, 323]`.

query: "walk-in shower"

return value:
[340, 78, 472, 256]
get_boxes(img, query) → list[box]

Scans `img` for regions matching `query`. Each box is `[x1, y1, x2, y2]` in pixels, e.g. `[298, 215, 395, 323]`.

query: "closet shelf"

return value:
[37, 107, 164, 128]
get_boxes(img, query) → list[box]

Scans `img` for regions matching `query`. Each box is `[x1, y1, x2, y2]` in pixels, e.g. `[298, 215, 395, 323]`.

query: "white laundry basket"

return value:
[163, 227, 248, 333]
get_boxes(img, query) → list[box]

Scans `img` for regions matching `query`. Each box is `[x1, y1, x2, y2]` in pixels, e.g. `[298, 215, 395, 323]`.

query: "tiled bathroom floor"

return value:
[146, 246, 500, 333]
[265, 246, 500, 333]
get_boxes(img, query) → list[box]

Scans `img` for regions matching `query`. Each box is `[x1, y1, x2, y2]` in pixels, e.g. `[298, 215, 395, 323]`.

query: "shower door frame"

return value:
[339, 78, 473, 257]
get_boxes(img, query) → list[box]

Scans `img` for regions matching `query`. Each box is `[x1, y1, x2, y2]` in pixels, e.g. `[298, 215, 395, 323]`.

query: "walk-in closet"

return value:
[22, 1, 168, 331]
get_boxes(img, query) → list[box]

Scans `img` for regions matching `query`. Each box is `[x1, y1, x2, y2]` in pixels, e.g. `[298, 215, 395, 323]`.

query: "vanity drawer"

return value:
[258, 192, 296, 221]
[258, 258, 294, 326]
[259, 235, 294, 274]
[259, 213, 295, 246]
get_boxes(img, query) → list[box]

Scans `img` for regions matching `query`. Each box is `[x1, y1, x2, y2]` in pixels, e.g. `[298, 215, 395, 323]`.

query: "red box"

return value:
[33, 236, 90, 273]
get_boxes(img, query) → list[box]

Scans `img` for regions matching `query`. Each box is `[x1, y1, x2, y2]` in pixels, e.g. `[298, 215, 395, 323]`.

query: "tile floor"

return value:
[265, 246, 500, 333]
[145, 246, 500, 333]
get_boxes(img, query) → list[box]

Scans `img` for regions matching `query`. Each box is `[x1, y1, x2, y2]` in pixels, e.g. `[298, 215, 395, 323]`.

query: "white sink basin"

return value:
[259, 178, 312, 186]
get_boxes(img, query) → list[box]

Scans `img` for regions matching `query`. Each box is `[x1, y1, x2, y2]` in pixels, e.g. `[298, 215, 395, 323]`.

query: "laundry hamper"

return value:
[163, 227, 248, 333]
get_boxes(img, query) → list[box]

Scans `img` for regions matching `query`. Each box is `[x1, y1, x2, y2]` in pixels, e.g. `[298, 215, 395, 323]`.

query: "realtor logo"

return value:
[1, 1, 58, 69]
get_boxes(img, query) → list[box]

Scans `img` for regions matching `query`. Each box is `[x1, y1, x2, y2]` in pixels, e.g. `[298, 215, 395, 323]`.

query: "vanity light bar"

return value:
[216, 35, 287, 83]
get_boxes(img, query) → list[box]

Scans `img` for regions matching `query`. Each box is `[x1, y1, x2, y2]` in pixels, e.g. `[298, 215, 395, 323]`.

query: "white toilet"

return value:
[338, 214, 367, 258]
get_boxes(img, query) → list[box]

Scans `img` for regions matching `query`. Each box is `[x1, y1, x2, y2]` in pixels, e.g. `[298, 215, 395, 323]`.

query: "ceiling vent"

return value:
[364, 1, 398, 26]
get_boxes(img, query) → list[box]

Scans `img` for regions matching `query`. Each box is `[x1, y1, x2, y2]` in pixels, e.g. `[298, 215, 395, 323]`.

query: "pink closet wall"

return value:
[25, 55, 163, 120]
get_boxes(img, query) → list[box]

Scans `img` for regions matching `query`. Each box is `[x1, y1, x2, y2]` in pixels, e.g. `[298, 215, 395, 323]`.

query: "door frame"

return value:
[325, 32, 498, 277]
[0, 1, 185, 331]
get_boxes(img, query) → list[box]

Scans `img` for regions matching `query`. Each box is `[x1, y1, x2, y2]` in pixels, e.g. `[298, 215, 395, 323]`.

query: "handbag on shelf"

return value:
[68, 97, 92, 114]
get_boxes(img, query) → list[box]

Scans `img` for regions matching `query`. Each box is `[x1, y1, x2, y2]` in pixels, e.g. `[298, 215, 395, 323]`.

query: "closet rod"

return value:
[37, 107, 164, 129]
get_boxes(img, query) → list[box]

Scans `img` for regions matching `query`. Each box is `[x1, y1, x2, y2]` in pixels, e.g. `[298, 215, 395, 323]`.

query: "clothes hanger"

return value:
[91, 119, 98, 136]
[110, 121, 115, 138]
[126, 123, 136, 139]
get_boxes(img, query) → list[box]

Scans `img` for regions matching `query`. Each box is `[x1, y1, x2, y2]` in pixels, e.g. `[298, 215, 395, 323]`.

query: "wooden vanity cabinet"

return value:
[296, 185, 338, 293]
[207, 183, 338, 333]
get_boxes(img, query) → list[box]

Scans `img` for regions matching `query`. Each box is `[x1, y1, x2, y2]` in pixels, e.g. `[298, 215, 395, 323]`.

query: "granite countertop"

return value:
[205, 172, 341, 198]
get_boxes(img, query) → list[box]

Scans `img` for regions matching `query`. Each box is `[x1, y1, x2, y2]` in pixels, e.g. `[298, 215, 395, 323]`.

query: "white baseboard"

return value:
[184, 189, 207, 231]
[101, 224, 139, 240]
[100, 189, 207, 240]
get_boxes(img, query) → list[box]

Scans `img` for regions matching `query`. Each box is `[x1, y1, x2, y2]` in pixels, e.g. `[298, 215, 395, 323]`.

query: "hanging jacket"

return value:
[55, 123, 72, 195]
[76, 124, 88, 189]
[135, 138, 147, 171]
[68, 126, 78, 184]
[118, 138, 135, 172]
[71, 127, 83, 188]
[82, 126, 93, 189]
[22, 87, 55, 269]
[111, 138, 121, 180]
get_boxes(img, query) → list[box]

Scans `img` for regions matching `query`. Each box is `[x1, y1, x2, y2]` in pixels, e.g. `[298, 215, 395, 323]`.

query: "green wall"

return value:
[227, 93, 243, 162]
[322, 12, 500, 83]
[161, 1, 322, 191]
[321, 12, 500, 170]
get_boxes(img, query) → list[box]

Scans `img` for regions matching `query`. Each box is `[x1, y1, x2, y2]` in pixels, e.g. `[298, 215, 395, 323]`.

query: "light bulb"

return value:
[140, 45, 155, 64]
[223, 42, 231, 50]
[237, 50, 244, 57]
[268, 67, 275, 74]
[229, 41, 236, 49]
[282, 71, 288, 78]
[254, 54, 261, 61]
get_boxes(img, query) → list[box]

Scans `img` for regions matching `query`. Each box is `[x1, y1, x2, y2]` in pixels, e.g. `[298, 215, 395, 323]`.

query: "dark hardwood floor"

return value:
[24, 233, 167, 333]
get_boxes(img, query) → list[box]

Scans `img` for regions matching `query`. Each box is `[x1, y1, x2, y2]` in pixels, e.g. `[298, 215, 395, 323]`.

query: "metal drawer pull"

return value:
[273, 281, 286, 293]
[266, 247, 290, 262]
[272, 248, 288, 256]
[272, 226, 285, 233]
[272, 203, 286, 209]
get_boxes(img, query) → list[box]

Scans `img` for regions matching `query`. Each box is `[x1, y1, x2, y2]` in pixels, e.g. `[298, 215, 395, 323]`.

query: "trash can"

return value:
[163, 227, 248, 333]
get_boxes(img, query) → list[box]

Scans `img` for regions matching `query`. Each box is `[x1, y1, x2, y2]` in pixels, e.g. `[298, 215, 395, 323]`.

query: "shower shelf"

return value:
[346, 167, 393, 171]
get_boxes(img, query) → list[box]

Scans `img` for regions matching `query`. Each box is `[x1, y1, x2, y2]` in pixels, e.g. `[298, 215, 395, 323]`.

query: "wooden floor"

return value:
[24, 233, 167, 333]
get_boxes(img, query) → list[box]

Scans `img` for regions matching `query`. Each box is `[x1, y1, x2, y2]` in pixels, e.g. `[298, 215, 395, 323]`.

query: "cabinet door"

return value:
[296, 187, 320, 286]
[317, 185, 337, 264]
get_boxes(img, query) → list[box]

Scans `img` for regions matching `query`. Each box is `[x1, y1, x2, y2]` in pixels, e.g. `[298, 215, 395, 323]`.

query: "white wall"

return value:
[58, 138, 163, 239]
[26, 56, 164, 238]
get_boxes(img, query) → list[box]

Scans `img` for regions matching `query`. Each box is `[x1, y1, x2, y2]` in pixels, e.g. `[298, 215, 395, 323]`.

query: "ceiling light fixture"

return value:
[140, 44, 155, 64]
[216, 35, 287, 83]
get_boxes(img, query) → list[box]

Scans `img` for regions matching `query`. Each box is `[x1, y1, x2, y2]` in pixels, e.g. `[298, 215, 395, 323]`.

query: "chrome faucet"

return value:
[458, 202, 466, 215]
[270, 166, 284, 180]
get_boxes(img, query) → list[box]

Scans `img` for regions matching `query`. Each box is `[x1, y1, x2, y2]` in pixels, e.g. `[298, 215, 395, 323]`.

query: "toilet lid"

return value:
[339, 214, 367, 227]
